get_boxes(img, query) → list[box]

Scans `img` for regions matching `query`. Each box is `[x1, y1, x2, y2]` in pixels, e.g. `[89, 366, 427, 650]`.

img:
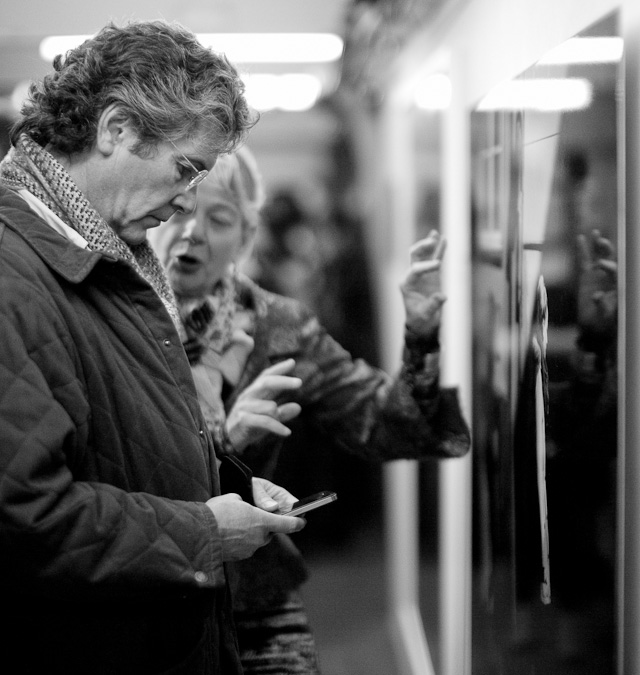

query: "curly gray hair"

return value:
[14, 20, 258, 157]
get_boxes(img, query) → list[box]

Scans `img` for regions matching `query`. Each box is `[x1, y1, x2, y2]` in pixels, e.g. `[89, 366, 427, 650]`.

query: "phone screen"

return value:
[280, 491, 338, 517]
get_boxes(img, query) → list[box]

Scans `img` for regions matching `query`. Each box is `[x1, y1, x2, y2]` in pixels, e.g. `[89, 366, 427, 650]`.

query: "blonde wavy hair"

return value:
[206, 146, 266, 242]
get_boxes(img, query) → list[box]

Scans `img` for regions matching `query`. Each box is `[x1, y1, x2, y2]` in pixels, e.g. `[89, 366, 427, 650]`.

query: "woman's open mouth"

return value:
[173, 253, 201, 271]
[168, 241, 202, 271]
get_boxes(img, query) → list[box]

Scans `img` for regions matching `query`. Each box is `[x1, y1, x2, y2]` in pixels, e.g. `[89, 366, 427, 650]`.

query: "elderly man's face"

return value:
[97, 127, 217, 247]
[159, 180, 245, 299]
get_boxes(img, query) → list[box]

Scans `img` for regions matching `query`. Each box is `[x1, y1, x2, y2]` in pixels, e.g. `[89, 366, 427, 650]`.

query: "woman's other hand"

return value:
[226, 358, 302, 451]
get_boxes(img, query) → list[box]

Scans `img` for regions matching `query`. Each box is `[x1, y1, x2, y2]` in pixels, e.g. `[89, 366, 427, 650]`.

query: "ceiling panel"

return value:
[0, 0, 351, 98]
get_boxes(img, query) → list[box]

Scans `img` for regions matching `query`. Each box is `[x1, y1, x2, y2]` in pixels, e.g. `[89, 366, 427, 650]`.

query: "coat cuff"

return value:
[195, 502, 226, 587]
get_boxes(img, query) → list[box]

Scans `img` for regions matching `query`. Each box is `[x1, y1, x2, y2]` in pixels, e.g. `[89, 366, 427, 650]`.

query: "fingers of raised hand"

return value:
[579, 230, 616, 270]
[259, 358, 297, 376]
[243, 374, 302, 401]
[234, 402, 299, 437]
[241, 399, 299, 423]
[593, 259, 618, 287]
[405, 258, 442, 278]
[401, 259, 442, 296]
[409, 231, 447, 263]
[276, 402, 302, 423]
[593, 236, 615, 261]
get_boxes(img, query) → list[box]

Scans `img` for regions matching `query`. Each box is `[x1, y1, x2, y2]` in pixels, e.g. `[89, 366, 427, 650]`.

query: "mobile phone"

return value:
[279, 491, 338, 517]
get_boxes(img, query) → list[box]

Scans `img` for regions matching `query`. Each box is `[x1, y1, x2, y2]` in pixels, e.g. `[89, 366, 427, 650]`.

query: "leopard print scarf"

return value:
[0, 134, 184, 335]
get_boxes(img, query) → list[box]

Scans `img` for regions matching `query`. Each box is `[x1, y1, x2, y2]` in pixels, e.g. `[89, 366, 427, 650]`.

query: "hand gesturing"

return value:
[226, 358, 302, 452]
[400, 230, 447, 337]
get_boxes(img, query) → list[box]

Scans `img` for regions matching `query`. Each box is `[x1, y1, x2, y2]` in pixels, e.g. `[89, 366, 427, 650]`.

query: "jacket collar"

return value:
[0, 184, 108, 283]
[230, 276, 303, 398]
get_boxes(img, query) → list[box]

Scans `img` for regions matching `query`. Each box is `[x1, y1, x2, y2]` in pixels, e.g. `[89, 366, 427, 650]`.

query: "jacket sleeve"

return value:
[290, 312, 470, 461]
[0, 278, 226, 601]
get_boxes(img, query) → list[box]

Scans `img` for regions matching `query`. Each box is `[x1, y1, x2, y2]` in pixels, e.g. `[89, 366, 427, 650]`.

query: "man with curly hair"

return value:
[0, 20, 305, 675]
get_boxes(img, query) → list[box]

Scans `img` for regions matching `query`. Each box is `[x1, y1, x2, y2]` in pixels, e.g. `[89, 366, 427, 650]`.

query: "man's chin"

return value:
[117, 221, 157, 246]
[120, 231, 149, 247]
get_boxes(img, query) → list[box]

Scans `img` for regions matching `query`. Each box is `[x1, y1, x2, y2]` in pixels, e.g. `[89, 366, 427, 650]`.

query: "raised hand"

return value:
[400, 230, 447, 337]
[577, 229, 617, 341]
[226, 358, 303, 452]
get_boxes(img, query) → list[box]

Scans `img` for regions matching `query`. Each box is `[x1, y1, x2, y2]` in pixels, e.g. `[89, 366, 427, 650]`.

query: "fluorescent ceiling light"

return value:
[477, 78, 593, 112]
[414, 73, 452, 110]
[40, 33, 343, 64]
[40, 35, 91, 61]
[242, 73, 322, 112]
[198, 33, 343, 63]
[537, 36, 623, 65]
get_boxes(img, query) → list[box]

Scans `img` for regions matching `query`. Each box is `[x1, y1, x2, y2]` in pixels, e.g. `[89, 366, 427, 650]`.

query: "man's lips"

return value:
[141, 215, 162, 228]
[145, 209, 177, 228]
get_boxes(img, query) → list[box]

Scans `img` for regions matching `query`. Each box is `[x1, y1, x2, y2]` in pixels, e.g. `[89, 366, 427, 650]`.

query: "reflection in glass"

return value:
[470, 12, 620, 674]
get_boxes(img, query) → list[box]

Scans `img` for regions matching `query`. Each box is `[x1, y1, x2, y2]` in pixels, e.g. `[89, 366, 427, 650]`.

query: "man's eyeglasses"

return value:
[168, 139, 209, 191]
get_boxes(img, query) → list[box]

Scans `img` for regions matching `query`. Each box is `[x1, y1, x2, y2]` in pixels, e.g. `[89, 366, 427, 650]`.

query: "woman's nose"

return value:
[180, 218, 200, 242]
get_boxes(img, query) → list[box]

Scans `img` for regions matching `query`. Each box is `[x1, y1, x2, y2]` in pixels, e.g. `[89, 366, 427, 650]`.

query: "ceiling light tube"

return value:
[477, 78, 593, 112]
[40, 33, 343, 64]
[198, 33, 343, 63]
[242, 73, 323, 111]
[537, 36, 623, 65]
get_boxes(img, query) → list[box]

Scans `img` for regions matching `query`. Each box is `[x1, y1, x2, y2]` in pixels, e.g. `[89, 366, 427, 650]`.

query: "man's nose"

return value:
[172, 188, 198, 218]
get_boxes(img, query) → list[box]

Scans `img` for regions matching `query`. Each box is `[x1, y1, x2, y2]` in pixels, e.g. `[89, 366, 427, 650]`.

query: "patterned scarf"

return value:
[178, 274, 256, 444]
[0, 134, 184, 335]
[179, 274, 238, 354]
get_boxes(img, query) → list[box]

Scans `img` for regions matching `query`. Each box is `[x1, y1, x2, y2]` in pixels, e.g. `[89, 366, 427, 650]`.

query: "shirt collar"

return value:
[17, 188, 89, 249]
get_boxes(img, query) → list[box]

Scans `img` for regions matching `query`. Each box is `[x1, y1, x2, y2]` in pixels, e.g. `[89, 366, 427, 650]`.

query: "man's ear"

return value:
[95, 104, 128, 157]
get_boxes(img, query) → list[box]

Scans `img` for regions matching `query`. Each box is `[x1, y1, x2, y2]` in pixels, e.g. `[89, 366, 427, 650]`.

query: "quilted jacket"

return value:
[221, 276, 471, 611]
[0, 186, 242, 675]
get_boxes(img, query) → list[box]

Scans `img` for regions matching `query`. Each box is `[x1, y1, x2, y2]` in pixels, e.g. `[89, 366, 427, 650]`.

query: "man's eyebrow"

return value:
[191, 157, 209, 172]
[179, 153, 207, 172]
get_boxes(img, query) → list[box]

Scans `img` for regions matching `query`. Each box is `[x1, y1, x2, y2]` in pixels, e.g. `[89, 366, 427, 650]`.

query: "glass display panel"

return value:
[470, 11, 621, 674]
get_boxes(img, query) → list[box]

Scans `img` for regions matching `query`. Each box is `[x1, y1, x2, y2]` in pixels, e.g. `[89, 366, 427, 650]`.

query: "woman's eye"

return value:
[207, 216, 235, 229]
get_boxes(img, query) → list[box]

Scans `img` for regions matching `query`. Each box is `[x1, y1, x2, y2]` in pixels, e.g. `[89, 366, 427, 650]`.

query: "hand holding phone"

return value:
[279, 491, 338, 517]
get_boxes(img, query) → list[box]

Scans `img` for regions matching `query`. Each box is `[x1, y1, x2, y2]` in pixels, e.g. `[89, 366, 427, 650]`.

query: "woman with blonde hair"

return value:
[151, 145, 470, 674]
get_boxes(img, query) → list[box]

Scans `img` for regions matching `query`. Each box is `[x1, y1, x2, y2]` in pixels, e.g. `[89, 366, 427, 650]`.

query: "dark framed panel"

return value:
[470, 11, 621, 674]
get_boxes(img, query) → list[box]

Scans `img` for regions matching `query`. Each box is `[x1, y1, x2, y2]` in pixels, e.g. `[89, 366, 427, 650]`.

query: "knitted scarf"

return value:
[0, 134, 183, 335]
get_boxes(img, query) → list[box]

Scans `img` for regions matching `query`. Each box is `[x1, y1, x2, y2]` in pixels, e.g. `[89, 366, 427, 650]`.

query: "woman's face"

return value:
[161, 182, 245, 298]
